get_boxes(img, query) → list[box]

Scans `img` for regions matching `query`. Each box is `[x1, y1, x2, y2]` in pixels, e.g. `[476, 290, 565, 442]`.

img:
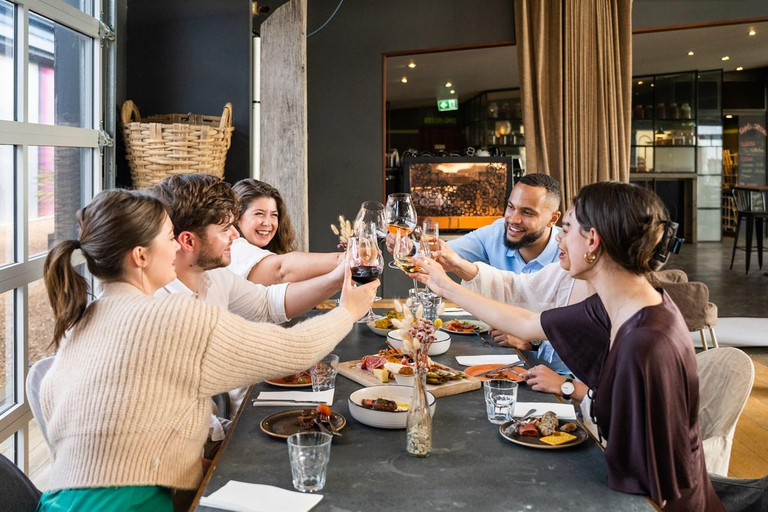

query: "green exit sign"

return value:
[437, 98, 458, 111]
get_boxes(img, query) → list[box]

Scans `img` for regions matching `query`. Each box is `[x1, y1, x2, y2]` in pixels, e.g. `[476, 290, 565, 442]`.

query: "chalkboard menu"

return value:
[738, 115, 767, 186]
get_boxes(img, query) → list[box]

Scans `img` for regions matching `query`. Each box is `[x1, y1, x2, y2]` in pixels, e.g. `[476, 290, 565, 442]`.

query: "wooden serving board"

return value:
[338, 360, 482, 398]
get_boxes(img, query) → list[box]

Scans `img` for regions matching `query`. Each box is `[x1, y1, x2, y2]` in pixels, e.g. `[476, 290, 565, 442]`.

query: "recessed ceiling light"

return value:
[726, 114, 733, 119]
[687, 51, 694, 56]
[722, 56, 730, 61]
[450, 89, 455, 94]
[650, 83, 655, 88]
[637, 81, 643, 85]
[401, 77, 408, 83]
[737, 66, 744, 71]
[408, 62, 416, 69]
[445, 82, 452, 88]
[749, 29, 756, 36]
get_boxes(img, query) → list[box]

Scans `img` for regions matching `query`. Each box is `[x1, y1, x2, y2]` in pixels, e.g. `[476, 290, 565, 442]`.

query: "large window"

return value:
[0, 0, 108, 481]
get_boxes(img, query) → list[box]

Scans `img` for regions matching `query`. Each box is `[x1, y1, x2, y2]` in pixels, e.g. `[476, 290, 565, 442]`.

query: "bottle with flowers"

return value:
[391, 298, 445, 457]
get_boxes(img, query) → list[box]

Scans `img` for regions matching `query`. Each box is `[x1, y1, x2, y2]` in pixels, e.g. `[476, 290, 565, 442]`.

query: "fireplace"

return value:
[402, 156, 516, 231]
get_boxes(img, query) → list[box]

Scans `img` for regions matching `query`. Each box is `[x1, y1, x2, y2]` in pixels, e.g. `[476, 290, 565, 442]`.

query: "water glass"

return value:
[310, 354, 339, 392]
[483, 380, 518, 425]
[287, 431, 332, 492]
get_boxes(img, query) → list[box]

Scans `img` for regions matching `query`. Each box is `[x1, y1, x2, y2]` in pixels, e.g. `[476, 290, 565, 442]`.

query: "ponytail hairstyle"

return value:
[572, 181, 671, 274]
[232, 179, 296, 254]
[43, 189, 169, 348]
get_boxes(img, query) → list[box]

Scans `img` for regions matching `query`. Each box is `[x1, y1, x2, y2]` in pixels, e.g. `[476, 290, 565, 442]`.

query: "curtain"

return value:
[516, 0, 632, 209]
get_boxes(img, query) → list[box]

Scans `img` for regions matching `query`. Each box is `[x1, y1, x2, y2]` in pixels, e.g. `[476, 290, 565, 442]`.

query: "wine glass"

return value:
[354, 201, 387, 244]
[385, 193, 417, 270]
[346, 235, 384, 323]
[419, 218, 439, 258]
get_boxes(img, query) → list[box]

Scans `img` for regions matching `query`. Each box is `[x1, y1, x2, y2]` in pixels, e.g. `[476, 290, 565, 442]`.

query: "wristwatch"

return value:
[529, 339, 543, 349]
[560, 378, 575, 400]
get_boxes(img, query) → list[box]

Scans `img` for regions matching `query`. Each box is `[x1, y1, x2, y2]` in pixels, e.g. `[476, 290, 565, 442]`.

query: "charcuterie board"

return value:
[338, 359, 481, 398]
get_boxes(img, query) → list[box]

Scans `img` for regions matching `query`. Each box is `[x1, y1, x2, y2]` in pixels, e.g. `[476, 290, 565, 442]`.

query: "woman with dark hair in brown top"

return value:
[412, 181, 723, 511]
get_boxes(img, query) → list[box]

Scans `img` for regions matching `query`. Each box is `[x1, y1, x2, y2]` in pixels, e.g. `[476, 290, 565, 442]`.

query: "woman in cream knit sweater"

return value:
[38, 189, 378, 511]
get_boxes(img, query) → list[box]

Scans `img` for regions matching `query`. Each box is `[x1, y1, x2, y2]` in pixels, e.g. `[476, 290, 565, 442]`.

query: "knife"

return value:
[252, 399, 327, 405]
[474, 361, 526, 377]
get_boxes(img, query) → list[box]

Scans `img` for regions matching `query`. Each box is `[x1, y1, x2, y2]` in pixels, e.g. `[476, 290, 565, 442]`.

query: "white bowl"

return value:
[383, 362, 415, 386]
[387, 330, 451, 356]
[348, 386, 436, 429]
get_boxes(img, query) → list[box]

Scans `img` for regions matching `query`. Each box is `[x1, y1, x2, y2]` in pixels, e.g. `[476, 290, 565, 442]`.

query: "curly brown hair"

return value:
[232, 179, 296, 254]
[148, 174, 239, 238]
[573, 181, 671, 274]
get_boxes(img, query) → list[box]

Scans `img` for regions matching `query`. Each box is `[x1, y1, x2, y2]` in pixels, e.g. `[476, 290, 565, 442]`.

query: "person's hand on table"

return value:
[338, 267, 379, 321]
[489, 328, 533, 350]
[523, 365, 566, 395]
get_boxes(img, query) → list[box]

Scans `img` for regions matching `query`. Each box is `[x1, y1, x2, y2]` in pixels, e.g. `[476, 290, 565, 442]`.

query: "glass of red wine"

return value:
[355, 201, 387, 306]
[346, 235, 384, 323]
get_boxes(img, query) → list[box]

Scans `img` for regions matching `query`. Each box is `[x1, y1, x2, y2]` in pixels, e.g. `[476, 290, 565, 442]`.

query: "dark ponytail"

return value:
[43, 189, 169, 349]
[44, 240, 89, 349]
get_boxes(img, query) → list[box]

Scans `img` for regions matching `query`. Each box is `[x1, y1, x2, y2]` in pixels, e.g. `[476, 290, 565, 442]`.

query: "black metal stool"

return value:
[729, 187, 768, 274]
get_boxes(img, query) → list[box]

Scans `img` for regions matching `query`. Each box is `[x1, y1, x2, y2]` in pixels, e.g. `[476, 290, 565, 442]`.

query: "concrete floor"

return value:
[667, 235, 767, 318]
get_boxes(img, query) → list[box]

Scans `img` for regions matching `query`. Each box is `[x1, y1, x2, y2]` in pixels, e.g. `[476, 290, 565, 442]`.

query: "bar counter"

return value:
[194, 314, 655, 511]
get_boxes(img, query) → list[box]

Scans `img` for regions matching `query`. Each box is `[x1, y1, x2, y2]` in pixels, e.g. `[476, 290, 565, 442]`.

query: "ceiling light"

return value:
[687, 51, 694, 56]
[445, 82, 452, 88]
[638, 81, 643, 85]
[721, 56, 730, 61]
[450, 89, 455, 94]
[725, 114, 733, 119]
[749, 29, 756, 36]
[408, 62, 416, 68]
[650, 83, 655, 88]
[401, 77, 408, 83]
[736, 66, 744, 71]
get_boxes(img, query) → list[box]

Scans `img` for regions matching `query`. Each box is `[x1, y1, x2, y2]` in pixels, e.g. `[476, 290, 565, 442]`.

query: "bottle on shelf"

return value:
[656, 102, 666, 119]
[669, 103, 679, 119]
[680, 103, 692, 120]
[633, 105, 644, 120]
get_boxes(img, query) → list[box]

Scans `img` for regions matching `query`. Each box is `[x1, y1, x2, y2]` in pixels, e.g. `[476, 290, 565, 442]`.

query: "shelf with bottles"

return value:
[464, 89, 523, 149]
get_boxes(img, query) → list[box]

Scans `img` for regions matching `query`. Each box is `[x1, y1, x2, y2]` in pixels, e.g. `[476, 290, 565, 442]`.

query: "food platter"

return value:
[464, 364, 526, 383]
[441, 319, 490, 335]
[265, 371, 312, 388]
[260, 409, 346, 439]
[366, 320, 395, 337]
[499, 420, 588, 450]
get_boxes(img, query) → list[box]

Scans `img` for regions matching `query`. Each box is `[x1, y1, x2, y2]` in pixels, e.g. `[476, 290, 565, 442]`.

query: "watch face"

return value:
[561, 381, 575, 395]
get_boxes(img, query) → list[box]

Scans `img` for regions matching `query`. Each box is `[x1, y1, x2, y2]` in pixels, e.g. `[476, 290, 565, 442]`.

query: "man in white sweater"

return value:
[149, 174, 344, 413]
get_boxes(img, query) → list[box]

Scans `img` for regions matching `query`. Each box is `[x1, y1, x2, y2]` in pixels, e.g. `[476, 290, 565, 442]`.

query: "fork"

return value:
[474, 331, 492, 347]
[317, 412, 341, 437]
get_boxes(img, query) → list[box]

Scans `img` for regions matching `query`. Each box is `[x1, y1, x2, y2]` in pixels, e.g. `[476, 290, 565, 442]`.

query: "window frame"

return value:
[0, 0, 110, 474]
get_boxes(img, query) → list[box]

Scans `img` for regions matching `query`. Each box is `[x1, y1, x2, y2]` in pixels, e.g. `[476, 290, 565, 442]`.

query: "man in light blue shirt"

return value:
[437, 173, 569, 373]
[446, 173, 563, 274]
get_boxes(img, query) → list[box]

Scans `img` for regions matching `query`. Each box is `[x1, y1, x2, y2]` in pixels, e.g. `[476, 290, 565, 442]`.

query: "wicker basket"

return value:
[121, 100, 234, 189]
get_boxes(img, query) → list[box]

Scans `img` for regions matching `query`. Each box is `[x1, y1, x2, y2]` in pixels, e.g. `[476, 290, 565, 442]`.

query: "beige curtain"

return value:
[516, 0, 632, 209]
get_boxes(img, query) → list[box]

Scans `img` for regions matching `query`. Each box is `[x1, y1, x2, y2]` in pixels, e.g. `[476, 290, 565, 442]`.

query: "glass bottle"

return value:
[406, 368, 432, 457]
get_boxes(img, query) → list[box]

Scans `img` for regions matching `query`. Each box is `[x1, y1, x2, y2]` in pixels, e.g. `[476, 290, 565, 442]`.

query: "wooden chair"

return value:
[730, 187, 768, 274]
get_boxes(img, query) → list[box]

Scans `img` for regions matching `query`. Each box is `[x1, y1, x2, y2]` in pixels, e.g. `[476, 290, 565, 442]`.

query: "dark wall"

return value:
[118, 0, 251, 188]
[632, 0, 768, 29]
[306, 0, 515, 256]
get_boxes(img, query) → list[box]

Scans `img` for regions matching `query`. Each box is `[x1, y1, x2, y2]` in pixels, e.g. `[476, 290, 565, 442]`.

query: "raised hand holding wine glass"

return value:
[347, 234, 384, 323]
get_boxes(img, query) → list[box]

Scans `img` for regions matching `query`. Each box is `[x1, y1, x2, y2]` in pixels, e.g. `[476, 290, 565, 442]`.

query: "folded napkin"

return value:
[199, 481, 322, 512]
[455, 355, 520, 367]
[513, 402, 577, 420]
[443, 307, 472, 317]
[253, 389, 334, 407]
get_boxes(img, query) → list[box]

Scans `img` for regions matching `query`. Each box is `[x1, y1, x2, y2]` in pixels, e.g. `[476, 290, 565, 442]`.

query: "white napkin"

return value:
[455, 355, 520, 367]
[443, 307, 472, 317]
[252, 389, 334, 407]
[513, 402, 577, 420]
[199, 481, 322, 512]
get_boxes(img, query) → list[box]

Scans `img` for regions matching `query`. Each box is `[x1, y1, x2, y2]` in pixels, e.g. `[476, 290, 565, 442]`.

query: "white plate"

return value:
[387, 330, 451, 355]
[348, 386, 436, 429]
[366, 320, 394, 337]
[441, 319, 490, 335]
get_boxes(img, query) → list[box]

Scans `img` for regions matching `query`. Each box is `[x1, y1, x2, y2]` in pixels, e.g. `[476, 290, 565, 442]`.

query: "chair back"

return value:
[647, 271, 718, 331]
[0, 454, 41, 511]
[26, 356, 55, 454]
[733, 186, 767, 213]
[697, 347, 754, 476]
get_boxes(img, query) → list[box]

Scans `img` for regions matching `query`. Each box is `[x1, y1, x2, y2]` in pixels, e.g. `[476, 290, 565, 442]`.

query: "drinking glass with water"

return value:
[483, 380, 518, 424]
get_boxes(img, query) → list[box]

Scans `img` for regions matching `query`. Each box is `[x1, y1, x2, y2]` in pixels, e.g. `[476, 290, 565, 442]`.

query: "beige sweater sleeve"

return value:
[198, 307, 353, 397]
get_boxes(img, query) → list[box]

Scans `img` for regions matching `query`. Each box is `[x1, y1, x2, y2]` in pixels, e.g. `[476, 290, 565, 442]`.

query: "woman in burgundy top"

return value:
[413, 181, 723, 511]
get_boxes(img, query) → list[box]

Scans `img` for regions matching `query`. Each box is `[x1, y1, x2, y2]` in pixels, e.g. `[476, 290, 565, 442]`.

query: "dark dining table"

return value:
[194, 313, 655, 511]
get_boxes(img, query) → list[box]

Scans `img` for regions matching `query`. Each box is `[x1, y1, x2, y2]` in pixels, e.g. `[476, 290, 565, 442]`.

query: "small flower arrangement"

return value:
[330, 215, 354, 250]
[391, 298, 445, 369]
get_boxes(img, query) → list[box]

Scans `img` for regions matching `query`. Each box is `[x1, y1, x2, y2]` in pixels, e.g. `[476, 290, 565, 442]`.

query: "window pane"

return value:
[0, 1, 13, 121]
[28, 12, 92, 128]
[28, 279, 55, 367]
[60, 0, 94, 16]
[29, 147, 90, 256]
[0, 145, 13, 267]
[0, 289, 14, 416]
[29, 417, 51, 489]
[0, 431, 14, 463]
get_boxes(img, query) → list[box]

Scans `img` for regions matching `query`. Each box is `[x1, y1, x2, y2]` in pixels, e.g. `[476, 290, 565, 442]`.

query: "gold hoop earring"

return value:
[584, 252, 597, 264]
